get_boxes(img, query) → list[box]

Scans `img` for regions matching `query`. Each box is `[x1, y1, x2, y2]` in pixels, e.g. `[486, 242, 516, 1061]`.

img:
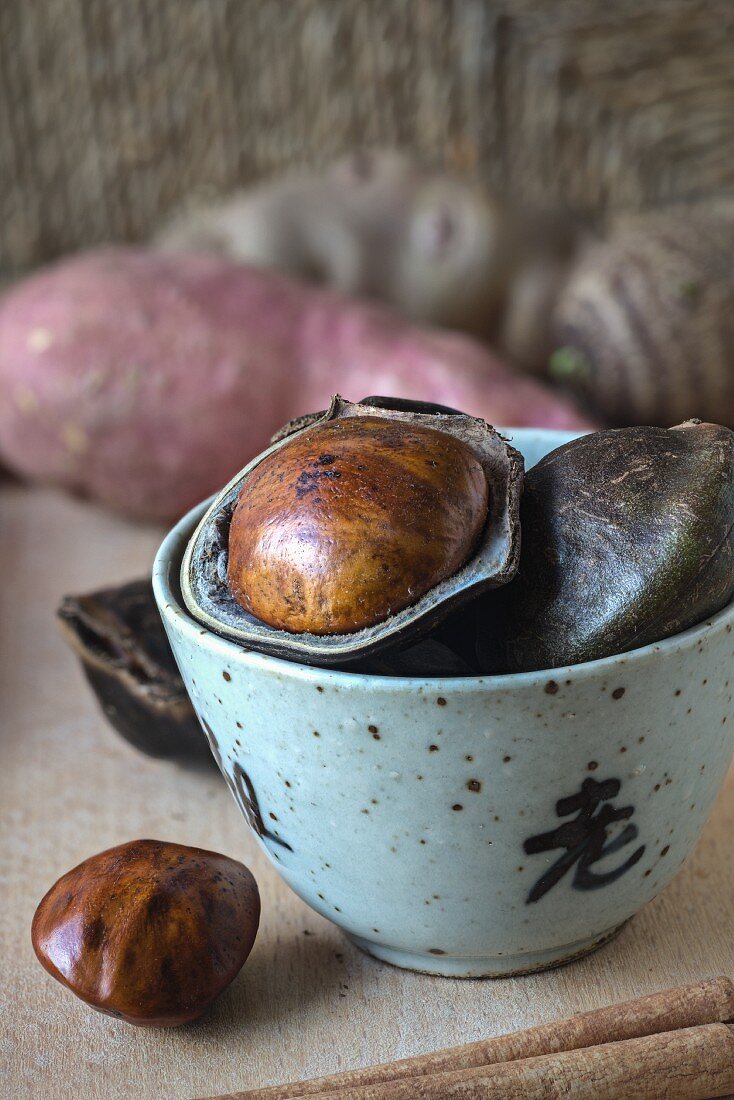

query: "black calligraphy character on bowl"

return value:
[523, 777, 645, 904]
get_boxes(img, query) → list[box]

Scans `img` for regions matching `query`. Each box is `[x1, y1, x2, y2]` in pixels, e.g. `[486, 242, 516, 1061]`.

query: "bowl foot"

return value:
[346, 920, 629, 978]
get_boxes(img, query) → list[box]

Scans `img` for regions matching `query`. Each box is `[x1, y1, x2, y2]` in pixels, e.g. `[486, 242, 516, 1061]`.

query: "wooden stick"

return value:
[207, 977, 734, 1100]
[283, 1024, 734, 1099]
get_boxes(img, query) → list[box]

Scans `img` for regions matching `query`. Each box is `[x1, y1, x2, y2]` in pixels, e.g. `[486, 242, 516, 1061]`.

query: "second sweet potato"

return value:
[0, 247, 593, 520]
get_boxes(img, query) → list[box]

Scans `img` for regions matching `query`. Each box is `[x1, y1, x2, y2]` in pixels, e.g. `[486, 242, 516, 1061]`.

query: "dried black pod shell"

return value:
[57, 579, 209, 760]
[351, 638, 477, 677]
[182, 395, 523, 667]
[476, 420, 734, 673]
[268, 395, 464, 445]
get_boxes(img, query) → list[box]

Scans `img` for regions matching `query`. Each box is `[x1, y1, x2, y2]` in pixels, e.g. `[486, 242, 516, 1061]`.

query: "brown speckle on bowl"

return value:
[612, 687, 625, 700]
[545, 680, 559, 695]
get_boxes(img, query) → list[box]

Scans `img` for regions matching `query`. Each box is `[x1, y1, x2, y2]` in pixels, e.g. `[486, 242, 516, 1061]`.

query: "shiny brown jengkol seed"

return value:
[476, 420, 734, 673]
[31, 839, 260, 1027]
[181, 395, 523, 667]
[228, 415, 489, 634]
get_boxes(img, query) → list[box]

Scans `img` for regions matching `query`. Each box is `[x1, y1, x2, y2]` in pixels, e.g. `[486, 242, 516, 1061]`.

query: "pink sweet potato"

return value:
[0, 248, 593, 520]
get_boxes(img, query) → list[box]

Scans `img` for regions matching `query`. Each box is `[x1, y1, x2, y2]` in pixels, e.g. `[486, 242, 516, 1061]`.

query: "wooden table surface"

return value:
[2, 482, 734, 1100]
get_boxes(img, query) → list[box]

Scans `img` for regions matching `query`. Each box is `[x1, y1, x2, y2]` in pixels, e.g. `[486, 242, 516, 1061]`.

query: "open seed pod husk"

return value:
[348, 589, 482, 677]
[268, 395, 465, 445]
[57, 579, 209, 760]
[350, 637, 477, 677]
[182, 395, 523, 667]
[476, 420, 734, 673]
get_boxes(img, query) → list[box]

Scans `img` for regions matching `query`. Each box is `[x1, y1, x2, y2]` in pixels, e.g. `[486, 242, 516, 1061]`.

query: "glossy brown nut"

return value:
[227, 415, 489, 634]
[31, 839, 260, 1027]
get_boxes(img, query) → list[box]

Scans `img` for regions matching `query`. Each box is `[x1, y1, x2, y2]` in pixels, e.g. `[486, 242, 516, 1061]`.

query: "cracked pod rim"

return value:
[180, 395, 523, 667]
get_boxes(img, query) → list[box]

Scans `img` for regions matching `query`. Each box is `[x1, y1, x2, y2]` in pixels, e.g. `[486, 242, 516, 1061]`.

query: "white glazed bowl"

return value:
[153, 429, 734, 977]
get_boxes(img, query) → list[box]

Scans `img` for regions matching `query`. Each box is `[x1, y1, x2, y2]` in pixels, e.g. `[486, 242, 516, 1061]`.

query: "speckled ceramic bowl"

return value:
[153, 429, 734, 977]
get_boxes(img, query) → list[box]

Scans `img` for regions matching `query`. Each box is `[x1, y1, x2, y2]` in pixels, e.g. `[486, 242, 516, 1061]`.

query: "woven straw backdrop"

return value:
[2, 0, 734, 278]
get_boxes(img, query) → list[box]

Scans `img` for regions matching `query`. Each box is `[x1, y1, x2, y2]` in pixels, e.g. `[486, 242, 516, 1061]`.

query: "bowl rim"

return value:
[153, 426, 734, 693]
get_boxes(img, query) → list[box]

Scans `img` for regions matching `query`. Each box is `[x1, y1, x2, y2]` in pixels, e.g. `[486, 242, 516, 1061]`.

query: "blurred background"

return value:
[3, 0, 734, 273]
[3, 0, 734, 522]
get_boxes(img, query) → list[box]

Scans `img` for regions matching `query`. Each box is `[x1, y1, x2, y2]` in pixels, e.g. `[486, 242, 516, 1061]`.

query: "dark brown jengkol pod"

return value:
[57, 579, 208, 760]
[476, 421, 734, 673]
[351, 637, 477, 678]
[268, 395, 465, 444]
[32, 839, 260, 1027]
[182, 395, 523, 667]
